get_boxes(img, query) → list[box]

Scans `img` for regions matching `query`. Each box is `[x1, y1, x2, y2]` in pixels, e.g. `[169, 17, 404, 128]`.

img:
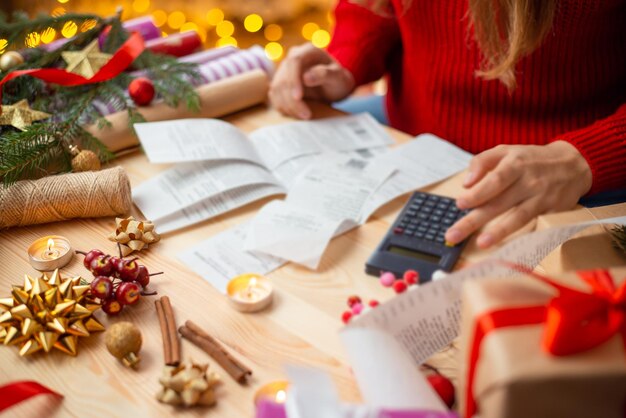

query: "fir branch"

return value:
[611, 225, 626, 255]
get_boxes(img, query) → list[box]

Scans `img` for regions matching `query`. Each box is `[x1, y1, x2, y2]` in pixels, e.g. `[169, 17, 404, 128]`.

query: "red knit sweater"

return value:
[328, 0, 626, 194]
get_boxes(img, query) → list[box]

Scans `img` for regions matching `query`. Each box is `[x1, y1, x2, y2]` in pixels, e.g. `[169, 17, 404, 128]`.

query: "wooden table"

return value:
[0, 103, 488, 417]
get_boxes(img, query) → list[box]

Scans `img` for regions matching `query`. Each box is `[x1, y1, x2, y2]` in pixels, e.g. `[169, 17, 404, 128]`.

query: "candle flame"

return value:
[249, 277, 258, 287]
[275, 390, 286, 403]
[47, 238, 55, 252]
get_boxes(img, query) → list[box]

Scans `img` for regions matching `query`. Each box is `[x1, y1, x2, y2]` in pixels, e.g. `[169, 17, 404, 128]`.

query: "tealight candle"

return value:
[254, 380, 289, 405]
[226, 273, 273, 313]
[27, 235, 73, 271]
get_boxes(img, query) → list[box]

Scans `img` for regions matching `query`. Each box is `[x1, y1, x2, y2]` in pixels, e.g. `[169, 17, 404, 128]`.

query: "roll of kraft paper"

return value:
[0, 167, 131, 228]
[88, 69, 269, 153]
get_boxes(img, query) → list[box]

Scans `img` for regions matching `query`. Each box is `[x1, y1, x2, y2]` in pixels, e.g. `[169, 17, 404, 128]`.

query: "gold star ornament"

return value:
[0, 269, 105, 357]
[0, 99, 51, 131]
[61, 39, 113, 79]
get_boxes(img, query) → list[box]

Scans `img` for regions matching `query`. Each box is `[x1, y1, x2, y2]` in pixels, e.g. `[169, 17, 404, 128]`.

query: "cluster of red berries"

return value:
[77, 249, 161, 316]
[340, 270, 420, 324]
[379, 269, 420, 293]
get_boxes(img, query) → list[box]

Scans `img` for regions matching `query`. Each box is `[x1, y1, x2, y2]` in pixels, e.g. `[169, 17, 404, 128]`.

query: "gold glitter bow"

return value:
[0, 269, 104, 357]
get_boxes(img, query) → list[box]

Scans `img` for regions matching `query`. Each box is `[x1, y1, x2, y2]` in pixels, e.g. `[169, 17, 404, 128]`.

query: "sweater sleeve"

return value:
[327, 0, 401, 86]
[554, 103, 626, 195]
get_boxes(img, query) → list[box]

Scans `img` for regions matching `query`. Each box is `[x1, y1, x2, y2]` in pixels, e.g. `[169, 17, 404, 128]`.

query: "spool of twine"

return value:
[0, 166, 131, 228]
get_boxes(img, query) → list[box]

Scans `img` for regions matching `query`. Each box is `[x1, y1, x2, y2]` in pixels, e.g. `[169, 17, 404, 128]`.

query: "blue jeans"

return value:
[333, 94, 626, 207]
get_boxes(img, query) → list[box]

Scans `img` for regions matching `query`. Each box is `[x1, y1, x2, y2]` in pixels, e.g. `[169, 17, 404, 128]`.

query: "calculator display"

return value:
[387, 245, 441, 264]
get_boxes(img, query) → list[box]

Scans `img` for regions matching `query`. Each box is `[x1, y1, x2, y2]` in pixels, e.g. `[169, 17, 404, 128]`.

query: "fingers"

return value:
[475, 196, 543, 248]
[445, 184, 524, 246]
[456, 156, 522, 209]
[463, 145, 510, 188]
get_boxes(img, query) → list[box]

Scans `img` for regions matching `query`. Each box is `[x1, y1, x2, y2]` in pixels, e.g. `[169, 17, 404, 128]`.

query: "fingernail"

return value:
[292, 88, 301, 99]
[456, 198, 468, 209]
[477, 233, 493, 248]
[446, 229, 462, 243]
[463, 171, 475, 187]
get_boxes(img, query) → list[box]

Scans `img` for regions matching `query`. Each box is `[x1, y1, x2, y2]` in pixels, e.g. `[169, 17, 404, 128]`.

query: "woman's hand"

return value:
[445, 141, 593, 248]
[269, 43, 355, 120]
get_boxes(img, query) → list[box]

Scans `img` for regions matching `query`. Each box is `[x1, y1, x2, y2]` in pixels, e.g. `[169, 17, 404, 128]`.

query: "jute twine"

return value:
[0, 166, 132, 228]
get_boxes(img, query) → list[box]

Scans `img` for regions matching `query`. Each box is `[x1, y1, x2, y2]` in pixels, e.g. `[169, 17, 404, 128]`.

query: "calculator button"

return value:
[430, 216, 442, 223]
[427, 195, 439, 201]
[427, 228, 439, 236]
[409, 204, 420, 211]
[415, 231, 425, 238]
[417, 226, 428, 233]
[435, 236, 445, 244]
[436, 202, 449, 210]
[417, 213, 429, 220]
[433, 209, 445, 217]
[405, 230, 415, 237]
[393, 227, 403, 235]
[424, 200, 436, 208]
[428, 223, 441, 230]
[410, 218, 420, 225]
[442, 218, 453, 226]
[444, 212, 456, 220]
[414, 198, 425, 206]
[425, 233, 435, 241]
[414, 192, 427, 199]
[422, 206, 433, 213]
[406, 210, 417, 217]
[449, 206, 460, 213]
[398, 222, 408, 229]
[440, 197, 453, 205]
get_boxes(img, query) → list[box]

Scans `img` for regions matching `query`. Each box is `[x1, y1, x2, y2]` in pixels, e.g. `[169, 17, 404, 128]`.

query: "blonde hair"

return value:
[351, 0, 557, 90]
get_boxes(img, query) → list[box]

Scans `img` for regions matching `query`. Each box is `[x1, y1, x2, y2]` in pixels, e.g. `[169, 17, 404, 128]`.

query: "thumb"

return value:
[302, 64, 341, 87]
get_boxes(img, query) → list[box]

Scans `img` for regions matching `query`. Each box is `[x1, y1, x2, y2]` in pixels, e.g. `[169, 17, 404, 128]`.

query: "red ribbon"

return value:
[465, 268, 626, 418]
[0, 381, 63, 412]
[0, 32, 144, 104]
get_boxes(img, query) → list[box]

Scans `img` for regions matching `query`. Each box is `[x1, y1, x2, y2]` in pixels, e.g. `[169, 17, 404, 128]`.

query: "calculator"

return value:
[365, 192, 469, 282]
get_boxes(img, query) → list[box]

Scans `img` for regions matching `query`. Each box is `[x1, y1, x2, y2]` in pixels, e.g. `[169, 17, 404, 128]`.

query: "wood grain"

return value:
[0, 103, 494, 417]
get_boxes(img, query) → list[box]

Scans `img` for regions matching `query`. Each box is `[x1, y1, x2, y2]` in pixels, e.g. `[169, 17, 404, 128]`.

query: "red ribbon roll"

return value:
[0, 32, 144, 104]
[0, 381, 63, 412]
[465, 267, 626, 418]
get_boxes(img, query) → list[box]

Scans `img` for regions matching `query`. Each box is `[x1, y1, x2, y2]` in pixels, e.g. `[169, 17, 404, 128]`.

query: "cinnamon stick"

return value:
[161, 296, 181, 366]
[155, 298, 171, 365]
[179, 321, 252, 384]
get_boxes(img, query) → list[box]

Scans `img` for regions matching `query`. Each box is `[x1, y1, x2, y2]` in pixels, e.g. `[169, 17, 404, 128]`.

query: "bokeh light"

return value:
[41, 27, 57, 44]
[311, 29, 330, 48]
[244, 14, 263, 33]
[180, 22, 199, 34]
[264, 42, 283, 61]
[206, 8, 224, 26]
[51, 7, 66, 16]
[0, 39, 8, 54]
[302, 22, 319, 40]
[25, 32, 41, 48]
[216, 36, 237, 48]
[80, 19, 97, 32]
[152, 10, 167, 27]
[167, 11, 186, 29]
[264, 24, 282, 41]
[132, 0, 150, 13]
[57, 0, 69, 3]
[216, 20, 235, 38]
[62, 21, 78, 38]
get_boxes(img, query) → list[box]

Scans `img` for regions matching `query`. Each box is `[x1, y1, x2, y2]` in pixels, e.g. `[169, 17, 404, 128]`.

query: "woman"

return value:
[269, 0, 626, 248]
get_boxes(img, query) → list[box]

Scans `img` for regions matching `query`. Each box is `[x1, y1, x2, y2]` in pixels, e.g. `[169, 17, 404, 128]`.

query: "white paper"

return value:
[348, 215, 626, 365]
[250, 113, 394, 170]
[361, 134, 473, 220]
[133, 161, 282, 221]
[341, 328, 447, 411]
[155, 184, 286, 234]
[285, 366, 344, 418]
[177, 223, 286, 292]
[134, 118, 263, 165]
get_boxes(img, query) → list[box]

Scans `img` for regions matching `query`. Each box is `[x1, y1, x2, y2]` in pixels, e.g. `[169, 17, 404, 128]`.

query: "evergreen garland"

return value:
[0, 10, 202, 186]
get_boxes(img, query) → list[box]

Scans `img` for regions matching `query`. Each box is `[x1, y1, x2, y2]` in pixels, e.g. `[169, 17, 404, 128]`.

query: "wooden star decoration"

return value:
[61, 39, 113, 79]
[0, 99, 51, 131]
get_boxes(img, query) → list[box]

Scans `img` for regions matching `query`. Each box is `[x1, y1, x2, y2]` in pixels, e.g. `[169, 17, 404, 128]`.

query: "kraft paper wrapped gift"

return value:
[459, 268, 626, 418]
[537, 203, 626, 274]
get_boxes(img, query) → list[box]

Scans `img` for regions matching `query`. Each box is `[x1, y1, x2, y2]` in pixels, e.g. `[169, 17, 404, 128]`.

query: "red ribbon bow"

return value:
[465, 268, 626, 418]
[0, 31, 144, 105]
[0, 381, 62, 412]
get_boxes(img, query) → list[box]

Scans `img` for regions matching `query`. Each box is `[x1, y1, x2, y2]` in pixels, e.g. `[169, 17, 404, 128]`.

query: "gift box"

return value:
[459, 267, 626, 418]
[537, 203, 626, 274]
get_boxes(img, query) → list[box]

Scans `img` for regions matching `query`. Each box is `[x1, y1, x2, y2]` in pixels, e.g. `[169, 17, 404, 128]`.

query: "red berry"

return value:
[135, 265, 150, 288]
[392, 280, 407, 293]
[347, 295, 362, 308]
[90, 254, 114, 276]
[115, 258, 140, 282]
[102, 298, 124, 316]
[368, 300, 379, 308]
[90, 276, 113, 299]
[116, 282, 141, 305]
[109, 256, 122, 272]
[82, 249, 104, 269]
[341, 311, 353, 324]
[427, 374, 455, 409]
[403, 270, 419, 285]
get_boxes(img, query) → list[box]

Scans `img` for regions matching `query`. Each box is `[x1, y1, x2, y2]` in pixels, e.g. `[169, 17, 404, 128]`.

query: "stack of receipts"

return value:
[133, 113, 394, 233]
[179, 134, 473, 292]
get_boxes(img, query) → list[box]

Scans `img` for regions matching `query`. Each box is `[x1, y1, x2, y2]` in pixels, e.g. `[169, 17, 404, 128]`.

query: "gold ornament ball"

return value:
[105, 321, 142, 368]
[0, 51, 25, 71]
[71, 149, 101, 172]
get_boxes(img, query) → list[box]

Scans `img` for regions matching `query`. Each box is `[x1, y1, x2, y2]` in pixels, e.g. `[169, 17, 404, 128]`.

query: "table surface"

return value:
[0, 102, 502, 418]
